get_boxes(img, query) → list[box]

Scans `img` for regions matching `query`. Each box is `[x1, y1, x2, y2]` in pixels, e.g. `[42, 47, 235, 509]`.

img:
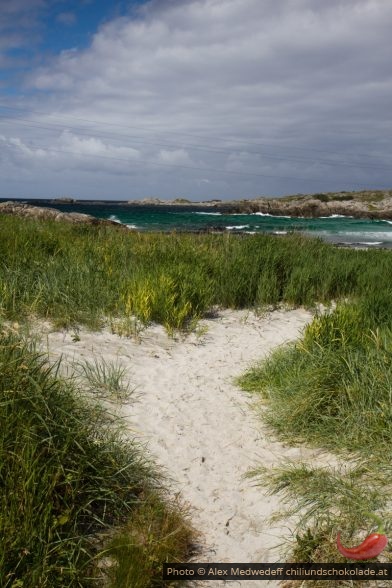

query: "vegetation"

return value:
[240, 298, 392, 454]
[277, 189, 391, 204]
[76, 356, 134, 402]
[247, 458, 392, 568]
[312, 193, 330, 202]
[0, 327, 194, 587]
[239, 292, 392, 573]
[3, 213, 392, 583]
[2, 214, 392, 333]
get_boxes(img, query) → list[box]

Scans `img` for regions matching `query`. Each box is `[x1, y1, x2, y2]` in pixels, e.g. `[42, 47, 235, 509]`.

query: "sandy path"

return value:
[42, 308, 325, 586]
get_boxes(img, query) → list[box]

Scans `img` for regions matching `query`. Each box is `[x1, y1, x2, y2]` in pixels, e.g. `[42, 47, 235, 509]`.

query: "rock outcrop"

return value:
[0, 201, 128, 229]
[213, 190, 392, 219]
[3, 190, 392, 223]
[51, 198, 76, 204]
[127, 190, 392, 219]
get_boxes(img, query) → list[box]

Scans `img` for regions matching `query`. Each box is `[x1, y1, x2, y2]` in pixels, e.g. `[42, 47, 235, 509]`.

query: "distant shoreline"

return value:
[3, 197, 392, 249]
[3, 188, 392, 220]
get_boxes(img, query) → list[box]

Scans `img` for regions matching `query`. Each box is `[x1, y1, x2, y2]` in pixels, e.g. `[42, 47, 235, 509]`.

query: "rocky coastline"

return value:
[127, 190, 392, 220]
[0, 201, 129, 229]
[2, 190, 392, 223]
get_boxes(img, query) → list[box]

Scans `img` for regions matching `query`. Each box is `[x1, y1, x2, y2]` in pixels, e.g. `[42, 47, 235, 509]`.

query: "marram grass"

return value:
[1, 215, 392, 332]
[0, 328, 194, 587]
[3, 214, 392, 578]
[76, 356, 134, 402]
[239, 296, 392, 573]
[247, 457, 392, 585]
[239, 298, 392, 455]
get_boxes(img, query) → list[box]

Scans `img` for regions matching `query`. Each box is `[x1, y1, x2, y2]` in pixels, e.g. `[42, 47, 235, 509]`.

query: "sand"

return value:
[40, 308, 331, 587]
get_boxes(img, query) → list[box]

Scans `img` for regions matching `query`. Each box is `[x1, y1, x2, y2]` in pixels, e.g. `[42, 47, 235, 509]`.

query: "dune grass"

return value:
[0, 327, 194, 587]
[76, 356, 134, 402]
[2, 215, 392, 333]
[248, 458, 392, 567]
[106, 495, 195, 588]
[239, 293, 392, 571]
[3, 214, 392, 579]
[240, 302, 392, 454]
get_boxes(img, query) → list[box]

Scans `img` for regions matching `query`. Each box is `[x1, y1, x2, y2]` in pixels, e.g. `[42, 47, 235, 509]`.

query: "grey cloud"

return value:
[0, 0, 47, 37]
[2, 0, 392, 199]
[0, 0, 49, 75]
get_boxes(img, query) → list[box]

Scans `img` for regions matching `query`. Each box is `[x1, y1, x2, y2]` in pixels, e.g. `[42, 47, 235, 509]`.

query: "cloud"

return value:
[0, 0, 46, 45]
[0, 131, 141, 176]
[2, 0, 392, 199]
[158, 149, 192, 165]
[56, 11, 77, 26]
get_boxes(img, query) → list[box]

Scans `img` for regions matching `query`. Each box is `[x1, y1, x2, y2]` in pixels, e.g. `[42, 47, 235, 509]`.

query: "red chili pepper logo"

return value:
[337, 513, 388, 560]
[337, 531, 388, 560]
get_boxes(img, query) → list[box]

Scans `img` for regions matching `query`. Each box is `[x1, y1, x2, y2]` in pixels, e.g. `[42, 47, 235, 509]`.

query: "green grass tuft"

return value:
[76, 356, 134, 402]
[0, 328, 195, 587]
[248, 459, 392, 566]
[240, 291, 392, 570]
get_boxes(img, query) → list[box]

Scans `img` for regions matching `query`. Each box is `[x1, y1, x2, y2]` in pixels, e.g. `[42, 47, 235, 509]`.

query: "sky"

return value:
[1, 0, 392, 201]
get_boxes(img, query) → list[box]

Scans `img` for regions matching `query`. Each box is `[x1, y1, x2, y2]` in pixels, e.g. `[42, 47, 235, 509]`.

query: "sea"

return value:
[3, 199, 392, 248]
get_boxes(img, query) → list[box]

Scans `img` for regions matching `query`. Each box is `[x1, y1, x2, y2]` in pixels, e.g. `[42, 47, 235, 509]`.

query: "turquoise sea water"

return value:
[5, 200, 392, 247]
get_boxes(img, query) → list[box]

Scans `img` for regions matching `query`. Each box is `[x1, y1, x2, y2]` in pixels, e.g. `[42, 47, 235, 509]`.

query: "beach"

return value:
[38, 307, 340, 586]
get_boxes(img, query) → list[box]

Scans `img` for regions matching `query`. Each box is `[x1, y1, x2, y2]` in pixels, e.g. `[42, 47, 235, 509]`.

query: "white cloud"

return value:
[2, 0, 392, 199]
[158, 148, 192, 165]
[0, 131, 141, 176]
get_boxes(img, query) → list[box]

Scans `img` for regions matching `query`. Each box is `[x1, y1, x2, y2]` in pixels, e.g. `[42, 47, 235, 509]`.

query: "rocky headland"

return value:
[129, 190, 392, 219]
[0, 201, 128, 229]
[2, 190, 392, 222]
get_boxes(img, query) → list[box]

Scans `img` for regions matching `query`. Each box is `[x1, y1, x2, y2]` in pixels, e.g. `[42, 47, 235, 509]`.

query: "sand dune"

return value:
[42, 308, 334, 587]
